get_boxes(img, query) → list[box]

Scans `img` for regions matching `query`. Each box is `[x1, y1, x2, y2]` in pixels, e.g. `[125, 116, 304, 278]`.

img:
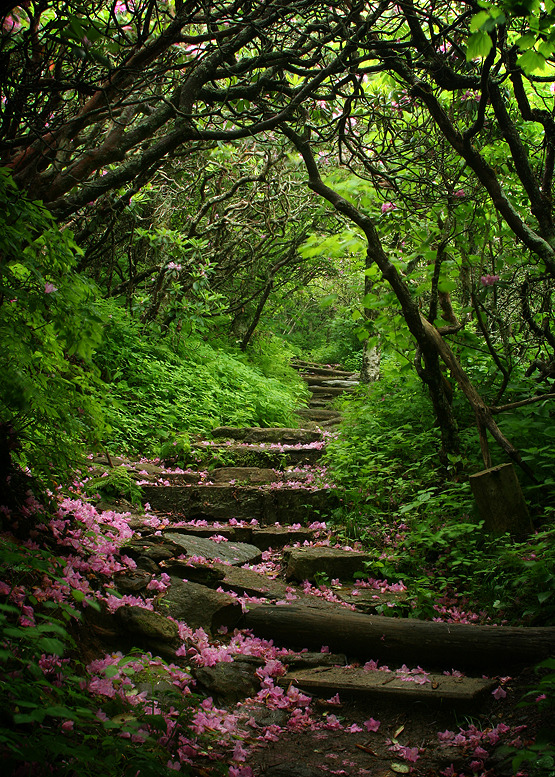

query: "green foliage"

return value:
[95, 304, 308, 455]
[326, 356, 555, 625]
[0, 539, 185, 776]
[0, 169, 105, 483]
[84, 465, 143, 506]
[511, 658, 555, 776]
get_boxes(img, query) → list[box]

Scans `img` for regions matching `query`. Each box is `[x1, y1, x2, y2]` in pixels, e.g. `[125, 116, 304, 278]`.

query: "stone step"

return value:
[299, 367, 358, 378]
[309, 385, 352, 396]
[210, 426, 322, 444]
[142, 482, 334, 524]
[302, 375, 355, 386]
[295, 408, 341, 421]
[191, 442, 325, 468]
[168, 466, 321, 486]
[279, 666, 496, 703]
[159, 522, 316, 550]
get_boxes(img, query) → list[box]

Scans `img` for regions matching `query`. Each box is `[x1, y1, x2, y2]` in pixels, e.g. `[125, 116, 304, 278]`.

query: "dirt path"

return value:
[85, 363, 548, 777]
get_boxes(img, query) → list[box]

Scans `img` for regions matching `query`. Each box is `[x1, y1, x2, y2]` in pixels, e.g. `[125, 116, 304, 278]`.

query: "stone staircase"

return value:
[80, 359, 553, 775]
[291, 359, 359, 428]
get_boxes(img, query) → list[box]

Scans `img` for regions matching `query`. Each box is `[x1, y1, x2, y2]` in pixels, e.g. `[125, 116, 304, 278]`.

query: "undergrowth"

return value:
[94, 304, 309, 457]
[325, 357, 555, 626]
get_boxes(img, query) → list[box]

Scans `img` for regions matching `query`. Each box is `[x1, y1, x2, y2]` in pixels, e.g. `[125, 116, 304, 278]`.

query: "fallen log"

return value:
[243, 604, 555, 671]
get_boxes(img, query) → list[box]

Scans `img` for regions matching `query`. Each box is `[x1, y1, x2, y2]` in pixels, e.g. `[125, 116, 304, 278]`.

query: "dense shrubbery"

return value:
[95, 305, 308, 457]
[325, 356, 555, 626]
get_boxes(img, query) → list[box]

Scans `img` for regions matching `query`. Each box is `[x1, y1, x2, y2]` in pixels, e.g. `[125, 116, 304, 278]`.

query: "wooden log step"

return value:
[279, 666, 496, 703]
[243, 603, 555, 671]
[210, 427, 323, 444]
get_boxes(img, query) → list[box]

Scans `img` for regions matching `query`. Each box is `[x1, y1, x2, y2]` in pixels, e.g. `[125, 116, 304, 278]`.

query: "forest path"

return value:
[88, 363, 546, 776]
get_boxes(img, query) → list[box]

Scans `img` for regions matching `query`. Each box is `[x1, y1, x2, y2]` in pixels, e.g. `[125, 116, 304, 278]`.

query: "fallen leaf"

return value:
[393, 725, 405, 738]
[355, 743, 378, 756]
[390, 762, 410, 774]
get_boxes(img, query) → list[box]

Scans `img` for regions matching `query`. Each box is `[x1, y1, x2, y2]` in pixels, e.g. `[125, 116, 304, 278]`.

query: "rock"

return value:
[284, 547, 372, 582]
[160, 577, 243, 632]
[337, 587, 409, 613]
[211, 467, 278, 483]
[295, 408, 341, 421]
[163, 532, 262, 565]
[113, 568, 152, 593]
[194, 656, 262, 701]
[114, 605, 179, 643]
[320, 379, 359, 388]
[280, 666, 497, 702]
[251, 526, 315, 550]
[161, 559, 225, 586]
[210, 427, 323, 444]
[243, 704, 289, 729]
[134, 556, 161, 573]
[212, 563, 290, 599]
[191, 443, 324, 469]
[165, 523, 252, 542]
[123, 538, 183, 562]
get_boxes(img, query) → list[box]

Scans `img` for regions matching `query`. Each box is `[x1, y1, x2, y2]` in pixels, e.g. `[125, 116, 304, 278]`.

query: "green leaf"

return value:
[470, 10, 492, 31]
[37, 637, 66, 655]
[390, 763, 411, 774]
[437, 280, 457, 293]
[517, 49, 547, 73]
[466, 30, 493, 60]
[516, 33, 537, 50]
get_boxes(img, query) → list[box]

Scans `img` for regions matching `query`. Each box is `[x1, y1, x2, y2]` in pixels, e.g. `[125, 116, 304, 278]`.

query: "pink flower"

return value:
[454, 189, 465, 197]
[492, 686, 507, 700]
[363, 718, 381, 732]
[44, 282, 58, 294]
[398, 746, 419, 762]
[480, 274, 500, 286]
[61, 720, 74, 732]
[381, 201, 397, 214]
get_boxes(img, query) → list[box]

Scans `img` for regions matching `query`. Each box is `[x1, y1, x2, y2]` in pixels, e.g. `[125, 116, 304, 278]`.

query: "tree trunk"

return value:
[243, 604, 555, 671]
[469, 463, 533, 536]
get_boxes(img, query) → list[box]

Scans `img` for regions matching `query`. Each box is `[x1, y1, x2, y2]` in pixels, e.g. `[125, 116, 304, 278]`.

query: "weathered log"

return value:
[470, 463, 533, 536]
[243, 604, 555, 671]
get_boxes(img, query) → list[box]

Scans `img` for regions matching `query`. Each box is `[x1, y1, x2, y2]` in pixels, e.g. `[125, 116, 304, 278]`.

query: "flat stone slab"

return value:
[191, 443, 324, 468]
[162, 524, 252, 542]
[210, 427, 322, 444]
[251, 526, 315, 550]
[280, 666, 496, 702]
[163, 531, 262, 565]
[144, 484, 333, 525]
[298, 367, 357, 378]
[212, 563, 290, 599]
[296, 408, 341, 421]
[284, 547, 372, 582]
[320, 379, 359, 388]
[309, 385, 349, 396]
[209, 467, 317, 485]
